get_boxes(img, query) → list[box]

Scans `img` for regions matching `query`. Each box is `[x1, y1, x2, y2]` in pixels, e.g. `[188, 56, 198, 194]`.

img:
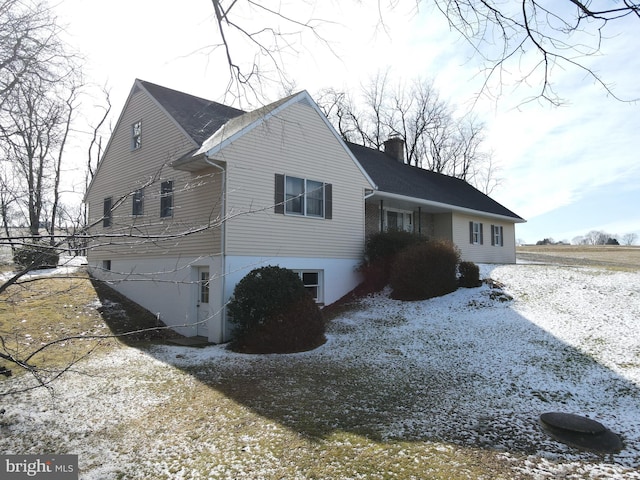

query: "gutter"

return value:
[204, 156, 227, 342]
[370, 190, 526, 223]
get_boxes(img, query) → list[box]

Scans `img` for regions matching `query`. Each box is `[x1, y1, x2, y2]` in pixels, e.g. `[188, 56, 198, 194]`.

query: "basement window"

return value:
[294, 270, 324, 303]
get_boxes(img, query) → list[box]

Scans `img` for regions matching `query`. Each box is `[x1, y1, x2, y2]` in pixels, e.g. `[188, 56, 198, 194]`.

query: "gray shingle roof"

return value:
[193, 92, 301, 157]
[139, 80, 521, 221]
[139, 80, 245, 145]
[348, 142, 523, 221]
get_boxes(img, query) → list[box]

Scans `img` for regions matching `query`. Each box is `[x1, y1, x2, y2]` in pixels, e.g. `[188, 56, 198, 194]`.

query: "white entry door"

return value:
[196, 267, 210, 337]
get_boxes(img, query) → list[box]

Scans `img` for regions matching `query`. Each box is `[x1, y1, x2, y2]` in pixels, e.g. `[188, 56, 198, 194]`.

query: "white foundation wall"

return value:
[89, 255, 363, 344]
[223, 255, 363, 306]
[88, 256, 224, 342]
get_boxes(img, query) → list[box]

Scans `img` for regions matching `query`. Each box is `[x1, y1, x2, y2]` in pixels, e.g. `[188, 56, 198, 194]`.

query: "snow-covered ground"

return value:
[0, 255, 87, 281]
[1, 263, 639, 479]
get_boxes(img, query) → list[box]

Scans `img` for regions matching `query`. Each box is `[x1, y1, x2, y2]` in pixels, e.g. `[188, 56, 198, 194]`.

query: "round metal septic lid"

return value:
[539, 412, 623, 453]
[540, 412, 606, 434]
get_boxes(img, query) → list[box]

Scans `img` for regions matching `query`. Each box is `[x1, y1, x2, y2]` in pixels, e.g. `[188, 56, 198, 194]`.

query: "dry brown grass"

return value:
[517, 245, 640, 270]
[0, 270, 179, 379]
[0, 272, 115, 376]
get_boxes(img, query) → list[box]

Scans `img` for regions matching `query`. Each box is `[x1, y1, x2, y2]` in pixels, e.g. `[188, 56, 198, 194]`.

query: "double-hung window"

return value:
[160, 181, 173, 218]
[491, 225, 504, 246]
[131, 121, 141, 150]
[285, 176, 305, 215]
[384, 209, 413, 232]
[294, 270, 323, 303]
[275, 174, 332, 219]
[103, 197, 112, 228]
[305, 180, 324, 217]
[470, 221, 483, 245]
[132, 188, 144, 216]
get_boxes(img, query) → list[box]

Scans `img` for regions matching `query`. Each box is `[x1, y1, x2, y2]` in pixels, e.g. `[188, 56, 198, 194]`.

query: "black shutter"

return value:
[480, 223, 484, 245]
[500, 226, 504, 246]
[469, 221, 473, 244]
[274, 174, 284, 214]
[491, 225, 495, 246]
[324, 183, 332, 219]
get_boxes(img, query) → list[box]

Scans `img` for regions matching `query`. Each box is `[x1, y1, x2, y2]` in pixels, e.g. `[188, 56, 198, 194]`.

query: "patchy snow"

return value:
[1, 263, 639, 479]
[0, 255, 87, 281]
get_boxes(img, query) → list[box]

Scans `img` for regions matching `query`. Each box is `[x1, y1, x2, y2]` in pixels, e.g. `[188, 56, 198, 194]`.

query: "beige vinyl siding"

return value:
[86, 87, 222, 261]
[452, 212, 516, 263]
[214, 101, 371, 258]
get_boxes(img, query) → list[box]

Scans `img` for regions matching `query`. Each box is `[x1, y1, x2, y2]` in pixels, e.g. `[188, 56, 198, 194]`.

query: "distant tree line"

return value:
[534, 231, 638, 246]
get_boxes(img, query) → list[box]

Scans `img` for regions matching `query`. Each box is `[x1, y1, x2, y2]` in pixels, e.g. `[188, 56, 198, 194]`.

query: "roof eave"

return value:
[171, 150, 210, 172]
[369, 190, 526, 223]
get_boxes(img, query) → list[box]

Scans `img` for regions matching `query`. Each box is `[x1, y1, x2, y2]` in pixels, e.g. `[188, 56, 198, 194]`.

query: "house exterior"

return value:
[85, 79, 524, 343]
[351, 140, 524, 264]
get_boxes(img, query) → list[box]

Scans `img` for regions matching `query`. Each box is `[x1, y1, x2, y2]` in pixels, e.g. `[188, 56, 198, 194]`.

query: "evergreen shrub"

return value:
[458, 261, 481, 288]
[390, 239, 460, 300]
[227, 266, 325, 353]
[361, 230, 425, 292]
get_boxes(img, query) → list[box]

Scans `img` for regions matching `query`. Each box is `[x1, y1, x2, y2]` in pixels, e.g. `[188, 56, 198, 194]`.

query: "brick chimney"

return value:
[383, 135, 405, 163]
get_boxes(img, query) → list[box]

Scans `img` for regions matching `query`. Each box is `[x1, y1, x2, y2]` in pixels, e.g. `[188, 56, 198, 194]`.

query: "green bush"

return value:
[458, 261, 481, 288]
[227, 266, 325, 353]
[361, 230, 425, 292]
[390, 240, 460, 300]
[13, 243, 59, 270]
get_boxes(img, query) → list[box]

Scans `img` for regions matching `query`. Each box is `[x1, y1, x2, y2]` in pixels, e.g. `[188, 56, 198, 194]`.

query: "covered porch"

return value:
[364, 192, 453, 241]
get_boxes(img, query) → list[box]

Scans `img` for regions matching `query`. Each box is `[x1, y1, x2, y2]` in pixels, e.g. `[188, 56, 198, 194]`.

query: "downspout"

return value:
[205, 157, 226, 342]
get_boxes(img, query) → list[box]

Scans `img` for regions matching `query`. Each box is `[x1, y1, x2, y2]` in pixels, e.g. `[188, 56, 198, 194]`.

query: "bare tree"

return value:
[0, 0, 80, 242]
[430, 0, 640, 104]
[317, 74, 500, 192]
[316, 88, 362, 142]
[0, 0, 71, 103]
[206, 1, 639, 104]
[207, 0, 334, 104]
[0, 73, 80, 239]
[584, 230, 610, 245]
[622, 232, 638, 246]
[572, 235, 586, 245]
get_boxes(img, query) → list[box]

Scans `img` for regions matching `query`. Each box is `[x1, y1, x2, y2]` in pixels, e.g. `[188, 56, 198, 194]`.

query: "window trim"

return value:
[103, 197, 112, 228]
[160, 180, 174, 218]
[131, 121, 142, 150]
[383, 208, 413, 232]
[491, 224, 504, 247]
[132, 188, 144, 216]
[470, 221, 484, 245]
[285, 176, 325, 218]
[274, 174, 332, 219]
[294, 269, 324, 303]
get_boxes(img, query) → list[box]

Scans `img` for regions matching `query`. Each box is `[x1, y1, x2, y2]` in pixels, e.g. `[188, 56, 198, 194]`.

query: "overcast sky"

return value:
[55, 0, 640, 244]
